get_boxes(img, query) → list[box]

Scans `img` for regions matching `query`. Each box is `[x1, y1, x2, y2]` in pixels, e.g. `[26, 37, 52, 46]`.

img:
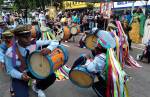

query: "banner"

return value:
[100, 2, 113, 18]
[63, 1, 100, 9]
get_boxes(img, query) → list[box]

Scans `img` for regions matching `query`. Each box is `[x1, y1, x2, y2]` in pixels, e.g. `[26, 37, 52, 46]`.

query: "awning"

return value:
[63, 1, 100, 9]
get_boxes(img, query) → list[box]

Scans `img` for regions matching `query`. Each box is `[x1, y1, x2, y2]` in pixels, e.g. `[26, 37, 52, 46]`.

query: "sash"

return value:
[15, 45, 27, 72]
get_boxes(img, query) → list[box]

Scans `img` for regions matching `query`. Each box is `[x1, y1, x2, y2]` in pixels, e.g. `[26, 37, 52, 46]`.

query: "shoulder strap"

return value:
[95, 28, 100, 35]
[16, 45, 26, 72]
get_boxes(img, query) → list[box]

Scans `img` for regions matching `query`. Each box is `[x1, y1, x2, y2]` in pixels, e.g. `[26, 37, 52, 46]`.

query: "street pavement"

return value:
[0, 38, 150, 97]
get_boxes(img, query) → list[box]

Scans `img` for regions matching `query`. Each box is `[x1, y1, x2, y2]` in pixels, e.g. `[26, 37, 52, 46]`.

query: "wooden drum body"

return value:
[76, 25, 80, 33]
[63, 26, 71, 41]
[49, 45, 69, 71]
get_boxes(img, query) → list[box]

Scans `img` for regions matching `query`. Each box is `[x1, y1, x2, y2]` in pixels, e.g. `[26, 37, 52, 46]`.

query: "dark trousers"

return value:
[83, 23, 89, 31]
[11, 73, 56, 97]
[36, 73, 56, 90]
[12, 78, 29, 97]
[79, 39, 85, 48]
[92, 75, 106, 97]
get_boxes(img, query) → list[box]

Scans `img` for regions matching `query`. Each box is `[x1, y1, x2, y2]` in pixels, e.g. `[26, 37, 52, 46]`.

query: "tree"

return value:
[0, 0, 3, 5]
[0, 0, 4, 11]
[13, 0, 64, 11]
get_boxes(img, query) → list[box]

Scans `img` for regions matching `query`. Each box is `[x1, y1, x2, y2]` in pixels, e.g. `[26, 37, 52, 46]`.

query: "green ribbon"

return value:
[105, 49, 109, 85]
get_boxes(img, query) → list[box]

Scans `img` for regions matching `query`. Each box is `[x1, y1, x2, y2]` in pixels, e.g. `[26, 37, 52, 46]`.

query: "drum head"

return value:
[27, 51, 52, 79]
[70, 27, 77, 35]
[85, 35, 97, 50]
[69, 67, 94, 88]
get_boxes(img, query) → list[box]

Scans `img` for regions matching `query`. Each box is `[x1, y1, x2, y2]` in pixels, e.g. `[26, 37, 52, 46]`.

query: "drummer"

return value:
[82, 31, 116, 97]
[4, 24, 59, 97]
[79, 31, 86, 48]
[0, 30, 13, 71]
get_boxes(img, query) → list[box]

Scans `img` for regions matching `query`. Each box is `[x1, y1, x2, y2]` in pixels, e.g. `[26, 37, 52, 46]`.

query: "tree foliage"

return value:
[13, 0, 57, 10]
[0, 0, 3, 5]
[11, 0, 65, 11]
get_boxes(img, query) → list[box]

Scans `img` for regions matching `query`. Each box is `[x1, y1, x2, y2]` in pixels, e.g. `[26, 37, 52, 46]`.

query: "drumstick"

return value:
[41, 31, 44, 72]
[47, 32, 51, 40]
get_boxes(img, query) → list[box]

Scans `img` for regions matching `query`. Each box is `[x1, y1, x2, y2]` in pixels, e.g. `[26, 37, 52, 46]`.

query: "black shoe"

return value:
[10, 91, 15, 97]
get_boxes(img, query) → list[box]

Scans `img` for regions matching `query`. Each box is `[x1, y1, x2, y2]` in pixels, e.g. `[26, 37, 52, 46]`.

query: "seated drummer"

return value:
[4, 24, 59, 97]
[0, 30, 13, 71]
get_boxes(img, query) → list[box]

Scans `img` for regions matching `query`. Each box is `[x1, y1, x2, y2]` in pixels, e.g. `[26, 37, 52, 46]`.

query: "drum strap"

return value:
[16, 45, 27, 72]
[95, 29, 100, 35]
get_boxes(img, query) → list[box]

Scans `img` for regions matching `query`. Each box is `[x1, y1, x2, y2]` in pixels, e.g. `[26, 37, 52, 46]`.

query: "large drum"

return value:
[49, 45, 69, 71]
[62, 26, 71, 41]
[85, 34, 97, 50]
[27, 51, 52, 79]
[27, 45, 68, 79]
[69, 56, 94, 88]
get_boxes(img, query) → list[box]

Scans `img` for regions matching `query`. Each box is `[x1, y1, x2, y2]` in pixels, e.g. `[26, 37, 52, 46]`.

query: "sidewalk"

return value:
[132, 43, 145, 50]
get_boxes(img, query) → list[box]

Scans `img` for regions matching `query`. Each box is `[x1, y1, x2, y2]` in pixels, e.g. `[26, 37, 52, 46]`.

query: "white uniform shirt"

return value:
[84, 53, 106, 74]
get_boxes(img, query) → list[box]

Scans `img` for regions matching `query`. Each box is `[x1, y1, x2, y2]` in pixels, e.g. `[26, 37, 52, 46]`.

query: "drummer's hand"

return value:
[40, 48, 51, 55]
[21, 73, 30, 81]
